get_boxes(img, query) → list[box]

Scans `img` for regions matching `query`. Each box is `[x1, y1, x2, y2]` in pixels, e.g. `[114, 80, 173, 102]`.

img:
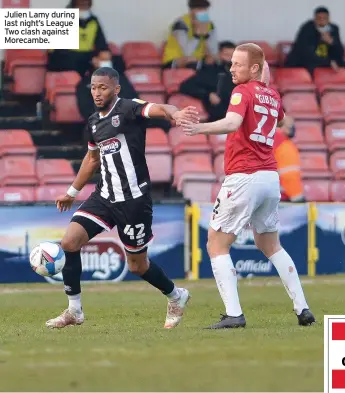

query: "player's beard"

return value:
[95, 97, 114, 112]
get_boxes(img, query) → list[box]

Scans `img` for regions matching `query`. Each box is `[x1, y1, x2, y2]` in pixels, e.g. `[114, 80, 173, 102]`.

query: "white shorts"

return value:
[210, 170, 280, 235]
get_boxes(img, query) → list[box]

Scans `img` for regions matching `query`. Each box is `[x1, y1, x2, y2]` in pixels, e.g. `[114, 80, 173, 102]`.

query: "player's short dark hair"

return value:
[314, 6, 329, 15]
[69, 0, 92, 8]
[188, 0, 210, 9]
[219, 41, 236, 51]
[92, 67, 120, 83]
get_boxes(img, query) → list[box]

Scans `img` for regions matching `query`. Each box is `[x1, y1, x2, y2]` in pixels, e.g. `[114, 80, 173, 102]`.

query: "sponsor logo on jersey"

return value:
[111, 115, 120, 128]
[99, 137, 122, 155]
[231, 93, 242, 105]
[44, 239, 128, 283]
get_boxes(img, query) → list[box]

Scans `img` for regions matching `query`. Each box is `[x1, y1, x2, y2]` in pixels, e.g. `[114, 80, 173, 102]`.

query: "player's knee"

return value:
[126, 252, 149, 276]
[61, 236, 83, 253]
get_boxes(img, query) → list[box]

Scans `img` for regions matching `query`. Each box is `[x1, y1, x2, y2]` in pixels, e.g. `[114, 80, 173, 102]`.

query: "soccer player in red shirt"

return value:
[181, 43, 315, 329]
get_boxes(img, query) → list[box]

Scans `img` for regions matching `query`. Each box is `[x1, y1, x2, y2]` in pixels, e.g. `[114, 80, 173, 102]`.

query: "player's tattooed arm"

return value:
[145, 104, 199, 126]
[181, 112, 243, 136]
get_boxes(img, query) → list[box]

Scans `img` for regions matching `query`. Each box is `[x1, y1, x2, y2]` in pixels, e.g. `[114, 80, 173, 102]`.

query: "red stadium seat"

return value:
[324, 113, 345, 125]
[50, 86, 84, 123]
[36, 184, 70, 202]
[146, 153, 172, 183]
[2, 0, 30, 6]
[330, 181, 345, 201]
[238, 41, 278, 65]
[275, 68, 315, 94]
[163, 69, 195, 95]
[321, 92, 345, 119]
[211, 182, 222, 202]
[9, 59, 46, 95]
[292, 121, 326, 151]
[36, 159, 75, 185]
[0, 129, 37, 157]
[182, 179, 215, 202]
[45, 71, 81, 102]
[213, 154, 225, 182]
[139, 93, 166, 104]
[209, 134, 227, 155]
[168, 126, 210, 155]
[282, 92, 322, 121]
[122, 42, 161, 68]
[325, 123, 345, 152]
[146, 128, 170, 153]
[167, 94, 208, 121]
[277, 41, 293, 65]
[4, 49, 46, 74]
[330, 151, 345, 179]
[300, 152, 331, 179]
[0, 156, 37, 186]
[0, 186, 35, 202]
[314, 67, 345, 94]
[303, 180, 330, 201]
[125, 68, 164, 93]
[75, 184, 96, 201]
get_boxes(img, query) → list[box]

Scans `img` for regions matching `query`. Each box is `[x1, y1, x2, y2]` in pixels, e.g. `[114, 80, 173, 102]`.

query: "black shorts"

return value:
[71, 192, 153, 253]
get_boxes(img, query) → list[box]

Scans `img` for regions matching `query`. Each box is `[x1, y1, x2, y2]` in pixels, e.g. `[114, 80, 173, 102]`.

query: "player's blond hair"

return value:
[235, 43, 265, 73]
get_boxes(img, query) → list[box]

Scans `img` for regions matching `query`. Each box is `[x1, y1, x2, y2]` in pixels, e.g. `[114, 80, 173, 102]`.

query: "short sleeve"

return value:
[227, 86, 249, 118]
[87, 122, 98, 151]
[278, 104, 285, 122]
[131, 98, 154, 119]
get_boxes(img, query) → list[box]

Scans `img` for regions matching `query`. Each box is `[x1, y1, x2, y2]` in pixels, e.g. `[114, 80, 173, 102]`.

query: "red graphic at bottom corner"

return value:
[333, 370, 345, 389]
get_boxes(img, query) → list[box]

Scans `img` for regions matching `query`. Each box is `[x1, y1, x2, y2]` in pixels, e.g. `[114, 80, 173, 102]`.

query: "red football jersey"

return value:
[225, 80, 284, 175]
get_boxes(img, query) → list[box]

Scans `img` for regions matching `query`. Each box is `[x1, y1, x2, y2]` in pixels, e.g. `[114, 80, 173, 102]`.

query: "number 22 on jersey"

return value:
[250, 104, 278, 147]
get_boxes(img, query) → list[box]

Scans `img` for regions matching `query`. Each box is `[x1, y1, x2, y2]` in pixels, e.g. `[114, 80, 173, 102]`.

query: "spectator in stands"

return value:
[162, 0, 218, 69]
[285, 6, 344, 74]
[180, 41, 236, 121]
[47, 0, 113, 76]
[274, 116, 305, 202]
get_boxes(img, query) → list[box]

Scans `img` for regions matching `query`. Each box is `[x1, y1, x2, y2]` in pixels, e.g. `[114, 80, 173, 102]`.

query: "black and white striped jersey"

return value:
[87, 97, 153, 203]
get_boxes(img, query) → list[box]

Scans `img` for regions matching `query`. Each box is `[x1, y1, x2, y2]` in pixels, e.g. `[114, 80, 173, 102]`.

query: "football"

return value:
[29, 241, 66, 277]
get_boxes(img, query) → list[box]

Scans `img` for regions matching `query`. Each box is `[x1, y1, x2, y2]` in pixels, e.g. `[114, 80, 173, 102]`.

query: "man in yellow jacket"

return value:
[162, 0, 218, 69]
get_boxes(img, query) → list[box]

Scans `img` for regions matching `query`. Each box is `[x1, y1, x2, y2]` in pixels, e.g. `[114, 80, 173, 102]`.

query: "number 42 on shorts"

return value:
[123, 224, 145, 240]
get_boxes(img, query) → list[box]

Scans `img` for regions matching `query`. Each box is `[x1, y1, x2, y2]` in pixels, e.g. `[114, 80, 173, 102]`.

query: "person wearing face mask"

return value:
[47, 0, 113, 76]
[162, 0, 218, 69]
[179, 41, 236, 121]
[285, 6, 344, 74]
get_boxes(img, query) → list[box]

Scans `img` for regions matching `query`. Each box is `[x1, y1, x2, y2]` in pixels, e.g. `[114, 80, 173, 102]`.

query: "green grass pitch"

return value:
[0, 276, 341, 392]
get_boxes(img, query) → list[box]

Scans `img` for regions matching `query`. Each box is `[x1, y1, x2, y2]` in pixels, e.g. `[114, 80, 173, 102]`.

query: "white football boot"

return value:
[164, 288, 191, 329]
[46, 308, 84, 329]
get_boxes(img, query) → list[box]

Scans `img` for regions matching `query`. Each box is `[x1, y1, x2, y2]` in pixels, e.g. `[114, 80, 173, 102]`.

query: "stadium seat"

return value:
[321, 92, 345, 119]
[146, 153, 172, 183]
[330, 151, 345, 179]
[45, 71, 81, 102]
[50, 86, 84, 123]
[125, 68, 164, 93]
[173, 153, 216, 198]
[303, 180, 330, 201]
[238, 41, 278, 65]
[122, 42, 161, 68]
[146, 128, 171, 153]
[2, 0, 30, 6]
[36, 184, 70, 202]
[324, 113, 345, 125]
[275, 68, 315, 94]
[282, 92, 322, 120]
[139, 93, 166, 104]
[0, 129, 37, 157]
[314, 67, 345, 94]
[293, 121, 326, 151]
[213, 154, 225, 182]
[300, 152, 331, 179]
[209, 134, 227, 155]
[36, 159, 75, 185]
[75, 184, 96, 201]
[167, 94, 208, 121]
[162, 69, 196, 95]
[330, 181, 345, 201]
[325, 123, 345, 152]
[9, 59, 46, 95]
[277, 41, 293, 65]
[168, 126, 210, 156]
[211, 182, 222, 202]
[0, 186, 35, 202]
[0, 156, 37, 186]
[4, 49, 46, 74]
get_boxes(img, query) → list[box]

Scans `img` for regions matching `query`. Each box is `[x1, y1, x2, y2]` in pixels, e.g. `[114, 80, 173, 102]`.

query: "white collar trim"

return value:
[99, 97, 121, 119]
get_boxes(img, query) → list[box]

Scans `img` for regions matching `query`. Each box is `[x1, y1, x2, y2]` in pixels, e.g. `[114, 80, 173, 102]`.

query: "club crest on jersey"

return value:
[231, 93, 242, 105]
[99, 137, 122, 155]
[111, 115, 120, 128]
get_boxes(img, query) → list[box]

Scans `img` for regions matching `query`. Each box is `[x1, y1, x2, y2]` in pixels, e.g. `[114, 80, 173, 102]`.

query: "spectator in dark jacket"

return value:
[180, 41, 236, 121]
[285, 6, 344, 74]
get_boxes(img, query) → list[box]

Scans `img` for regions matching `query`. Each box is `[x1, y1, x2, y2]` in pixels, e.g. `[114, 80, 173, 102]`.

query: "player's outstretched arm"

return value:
[56, 150, 100, 212]
[181, 112, 244, 136]
[146, 104, 200, 126]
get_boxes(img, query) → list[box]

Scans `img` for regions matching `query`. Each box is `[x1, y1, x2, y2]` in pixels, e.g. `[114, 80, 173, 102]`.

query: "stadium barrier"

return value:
[0, 202, 344, 284]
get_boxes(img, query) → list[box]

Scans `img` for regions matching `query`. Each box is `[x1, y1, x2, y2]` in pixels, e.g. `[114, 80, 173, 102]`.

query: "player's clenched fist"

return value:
[56, 194, 75, 212]
[173, 106, 200, 126]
